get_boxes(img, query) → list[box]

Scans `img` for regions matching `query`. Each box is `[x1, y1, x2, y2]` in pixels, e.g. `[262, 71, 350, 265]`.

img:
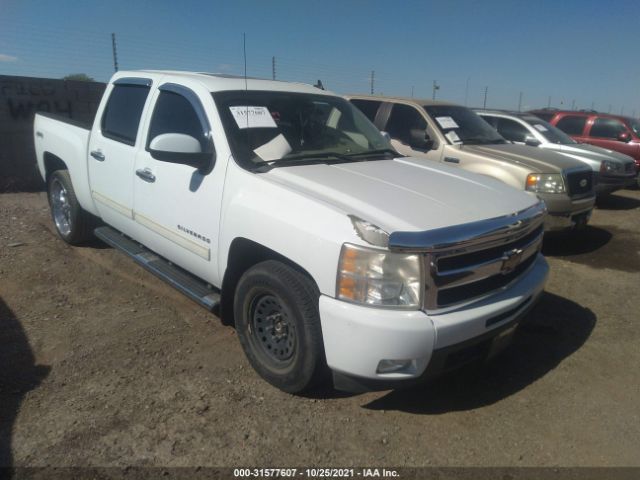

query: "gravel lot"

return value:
[1, 189, 639, 468]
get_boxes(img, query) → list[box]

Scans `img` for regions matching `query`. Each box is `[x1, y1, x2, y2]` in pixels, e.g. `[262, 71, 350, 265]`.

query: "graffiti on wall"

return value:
[0, 76, 104, 122]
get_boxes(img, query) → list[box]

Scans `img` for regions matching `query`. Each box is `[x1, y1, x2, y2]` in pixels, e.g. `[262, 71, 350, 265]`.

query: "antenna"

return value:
[243, 33, 248, 128]
[111, 33, 119, 72]
[243, 33, 248, 91]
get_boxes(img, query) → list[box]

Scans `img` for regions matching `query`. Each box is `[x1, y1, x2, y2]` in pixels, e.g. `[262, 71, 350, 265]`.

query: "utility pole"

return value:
[518, 91, 523, 112]
[483, 86, 488, 108]
[547, 96, 551, 108]
[111, 33, 119, 72]
[608, 104, 612, 113]
[272, 56, 276, 80]
[633, 109, 636, 118]
[571, 99, 576, 111]
[591, 101, 595, 111]
[432, 80, 440, 100]
[620, 106, 624, 115]
[370, 70, 375, 95]
[411, 86, 414, 98]
[464, 77, 470, 106]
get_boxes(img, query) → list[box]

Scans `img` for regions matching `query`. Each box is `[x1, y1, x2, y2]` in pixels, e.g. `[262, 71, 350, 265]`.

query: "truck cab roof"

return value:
[118, 69, 329, 95]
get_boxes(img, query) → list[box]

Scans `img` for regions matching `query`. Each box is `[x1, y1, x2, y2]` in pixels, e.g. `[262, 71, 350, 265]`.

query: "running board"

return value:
[94, 226, 221, 311]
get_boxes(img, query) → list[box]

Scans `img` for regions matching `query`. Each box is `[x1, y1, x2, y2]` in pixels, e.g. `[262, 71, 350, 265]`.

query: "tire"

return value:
[234, 260, 327, 394]
[47, 170, 94, 245]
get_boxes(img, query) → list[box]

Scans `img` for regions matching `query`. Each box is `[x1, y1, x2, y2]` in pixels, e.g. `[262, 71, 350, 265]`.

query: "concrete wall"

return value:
[0, 75, 105, 192]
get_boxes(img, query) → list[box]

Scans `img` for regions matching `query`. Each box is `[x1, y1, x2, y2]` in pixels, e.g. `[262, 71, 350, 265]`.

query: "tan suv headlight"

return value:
[336, 243, 423, 309]
[526, 173, 566, 194]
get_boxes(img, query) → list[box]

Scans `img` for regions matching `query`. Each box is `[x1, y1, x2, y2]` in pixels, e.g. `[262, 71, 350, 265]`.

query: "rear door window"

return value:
[589, 117, 628, 139]
[496, 118, 530, 142]
[349, 99, 383, 124]
[385, 104, 427, 144]
[101, 84, 151, 145]
[555, 115, 587, 135]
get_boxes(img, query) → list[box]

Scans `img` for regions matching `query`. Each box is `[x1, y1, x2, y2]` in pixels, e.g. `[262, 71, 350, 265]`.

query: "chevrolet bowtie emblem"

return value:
[501, 248, 524, 275]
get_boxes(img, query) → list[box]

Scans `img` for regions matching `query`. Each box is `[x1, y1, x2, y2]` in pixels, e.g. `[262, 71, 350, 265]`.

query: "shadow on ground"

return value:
[362, 292, 595, 414]
[543, 226, 639, 272]
[0, 298, 50, 469]
[596, 192, 640, 211]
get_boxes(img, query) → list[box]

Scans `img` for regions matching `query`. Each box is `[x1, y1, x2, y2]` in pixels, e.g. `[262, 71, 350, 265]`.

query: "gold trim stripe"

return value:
[91, 191, 210, 261]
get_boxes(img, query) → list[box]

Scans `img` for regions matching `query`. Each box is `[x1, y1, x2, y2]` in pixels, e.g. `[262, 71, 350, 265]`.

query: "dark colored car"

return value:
[529, 109, 640, 173]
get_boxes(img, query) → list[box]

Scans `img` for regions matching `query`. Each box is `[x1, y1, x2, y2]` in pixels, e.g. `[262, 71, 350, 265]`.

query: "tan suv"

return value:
[348, 95, 596, 231]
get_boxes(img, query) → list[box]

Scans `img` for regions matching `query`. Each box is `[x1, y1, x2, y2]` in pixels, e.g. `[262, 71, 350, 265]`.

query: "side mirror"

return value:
[524, 135, 542, 147]
[148, 133, 214, 171]
[408, 128, 434, 150]
[380, 131, 391, 143]
[617, 131, 632, 143]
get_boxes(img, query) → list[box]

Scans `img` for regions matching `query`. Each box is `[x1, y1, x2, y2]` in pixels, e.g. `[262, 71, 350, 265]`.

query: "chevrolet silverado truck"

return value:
[35, 71, 549, 393]
[348, 95, 596, 231]
[476, 109, 637, 196]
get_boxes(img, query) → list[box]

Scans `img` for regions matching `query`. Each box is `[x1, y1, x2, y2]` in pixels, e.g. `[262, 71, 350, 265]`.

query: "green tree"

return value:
[62, 73, 94, 82]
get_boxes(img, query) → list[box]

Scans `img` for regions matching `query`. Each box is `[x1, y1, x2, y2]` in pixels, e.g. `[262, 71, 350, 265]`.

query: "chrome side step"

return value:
[94, 226, 220, 311]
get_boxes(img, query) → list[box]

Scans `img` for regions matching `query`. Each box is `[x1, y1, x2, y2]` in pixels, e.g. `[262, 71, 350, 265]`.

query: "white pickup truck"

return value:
[35, 70, 549, 393]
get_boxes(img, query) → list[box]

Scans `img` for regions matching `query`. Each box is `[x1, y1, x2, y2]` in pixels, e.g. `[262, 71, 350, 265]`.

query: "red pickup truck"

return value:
[529, 109, 640, 175]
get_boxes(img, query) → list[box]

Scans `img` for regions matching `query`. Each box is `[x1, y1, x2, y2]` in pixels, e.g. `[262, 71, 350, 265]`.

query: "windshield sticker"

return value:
[253, 133, 292, 161]
[533, 124, 548, 132]
[435, 116, 459, 129]
[445, 130, 462, 144]
[229, 106, 277, 129]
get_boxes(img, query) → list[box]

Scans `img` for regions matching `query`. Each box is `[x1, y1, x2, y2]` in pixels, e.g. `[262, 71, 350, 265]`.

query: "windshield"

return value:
[213, 90, 392, 168]
[522, 116, 577, 145]
[423, 105, 507, 145]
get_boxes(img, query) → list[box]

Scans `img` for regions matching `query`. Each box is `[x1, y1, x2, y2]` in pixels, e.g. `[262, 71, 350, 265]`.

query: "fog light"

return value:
[376, 359, 415, 374]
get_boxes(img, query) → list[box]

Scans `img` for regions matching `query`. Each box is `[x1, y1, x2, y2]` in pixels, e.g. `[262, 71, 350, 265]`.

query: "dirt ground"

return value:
[0, 189, 639, 468]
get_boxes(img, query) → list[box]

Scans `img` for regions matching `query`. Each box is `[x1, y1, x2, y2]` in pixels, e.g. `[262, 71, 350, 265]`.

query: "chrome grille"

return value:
[388, 202, 546, 312]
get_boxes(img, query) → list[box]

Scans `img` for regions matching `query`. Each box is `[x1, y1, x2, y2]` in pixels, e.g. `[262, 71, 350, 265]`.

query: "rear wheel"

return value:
[47, 170, 93, 245]
[234, 260, 326, 393]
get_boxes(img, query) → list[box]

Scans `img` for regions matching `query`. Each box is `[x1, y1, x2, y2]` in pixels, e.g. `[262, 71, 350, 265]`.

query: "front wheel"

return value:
[47, 170, 93, 245]
[234, 260, 327, 394]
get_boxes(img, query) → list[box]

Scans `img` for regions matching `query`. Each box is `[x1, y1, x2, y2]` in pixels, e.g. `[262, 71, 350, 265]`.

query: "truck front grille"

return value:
[387, 202, 547, 312]
[565, 170, 593, 197]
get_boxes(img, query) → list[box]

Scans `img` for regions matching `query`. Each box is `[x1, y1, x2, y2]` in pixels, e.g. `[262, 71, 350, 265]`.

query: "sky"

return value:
[0, 0, 639, 114]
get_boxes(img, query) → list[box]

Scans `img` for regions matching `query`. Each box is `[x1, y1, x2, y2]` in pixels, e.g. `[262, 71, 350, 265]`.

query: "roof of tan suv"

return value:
[346, 94, 456, 107]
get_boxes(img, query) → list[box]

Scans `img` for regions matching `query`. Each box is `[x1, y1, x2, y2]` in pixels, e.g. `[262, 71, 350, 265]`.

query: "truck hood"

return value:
[457, 143, 586, 173]
[554, 143, 635, 165]
[265, 158, 539, 233]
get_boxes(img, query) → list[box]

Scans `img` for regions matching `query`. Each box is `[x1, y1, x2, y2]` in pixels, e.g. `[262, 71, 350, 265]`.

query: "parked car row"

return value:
[529, 108, 640, 173]
[33, 71, 636, 395]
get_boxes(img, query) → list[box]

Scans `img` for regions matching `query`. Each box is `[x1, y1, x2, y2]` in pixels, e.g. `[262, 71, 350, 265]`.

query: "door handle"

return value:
[444, 157, 460, 164]
[135, 168, 156, 183]
[90, 150, 105, 161]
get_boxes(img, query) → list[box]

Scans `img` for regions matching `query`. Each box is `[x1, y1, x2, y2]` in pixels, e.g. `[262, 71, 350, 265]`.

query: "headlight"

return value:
[600, 160, 622, 174]
[525, 173, 566, 194]
[336, 243, 423, 309]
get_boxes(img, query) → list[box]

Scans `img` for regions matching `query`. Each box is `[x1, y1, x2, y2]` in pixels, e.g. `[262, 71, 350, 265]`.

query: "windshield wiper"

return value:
[252, 152, 355, 170]
[252, 149, 398, 172]
[463, 137, 506, 145]
[344, 148, 401, 158]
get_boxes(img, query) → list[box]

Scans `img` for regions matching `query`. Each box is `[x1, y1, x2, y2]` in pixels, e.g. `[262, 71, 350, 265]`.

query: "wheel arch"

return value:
[220, 237, 319, 325]
[43, 152, 68, 182]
